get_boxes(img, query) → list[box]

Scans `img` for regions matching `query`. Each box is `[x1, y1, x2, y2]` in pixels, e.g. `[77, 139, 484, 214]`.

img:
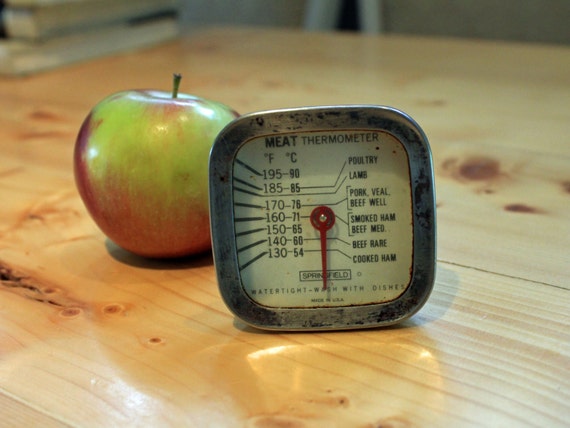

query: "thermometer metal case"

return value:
[209, 105, 436, 331]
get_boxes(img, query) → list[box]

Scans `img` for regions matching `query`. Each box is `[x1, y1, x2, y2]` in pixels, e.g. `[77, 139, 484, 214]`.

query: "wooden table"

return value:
[1, 28, 569, 427]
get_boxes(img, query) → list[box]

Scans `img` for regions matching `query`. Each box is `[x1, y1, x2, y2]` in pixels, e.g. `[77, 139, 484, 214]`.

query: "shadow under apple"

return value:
[105, 238, 213, 270]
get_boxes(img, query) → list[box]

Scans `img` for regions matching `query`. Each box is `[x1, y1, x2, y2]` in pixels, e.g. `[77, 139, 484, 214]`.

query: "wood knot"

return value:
[59, 307, 82, 318]
[504, 203, 543, 214]
[102, 303, 127, 315]
[28, 109, 64, 122]
[458, 157, 501, 181]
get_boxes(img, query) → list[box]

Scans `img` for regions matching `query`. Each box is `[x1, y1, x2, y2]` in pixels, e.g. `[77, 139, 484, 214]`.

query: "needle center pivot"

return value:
[311, 206, 335, 231]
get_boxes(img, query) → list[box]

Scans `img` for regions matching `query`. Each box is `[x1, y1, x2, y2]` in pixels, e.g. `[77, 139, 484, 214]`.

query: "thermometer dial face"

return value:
[210, 106, 436, 330]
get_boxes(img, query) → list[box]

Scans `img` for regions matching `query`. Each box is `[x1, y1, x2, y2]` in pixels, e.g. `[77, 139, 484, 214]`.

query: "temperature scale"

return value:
[209, 105, 436, 330]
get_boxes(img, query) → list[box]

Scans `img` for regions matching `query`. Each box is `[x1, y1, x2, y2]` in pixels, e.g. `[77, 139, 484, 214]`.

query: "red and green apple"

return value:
[74, 74, 238, 258]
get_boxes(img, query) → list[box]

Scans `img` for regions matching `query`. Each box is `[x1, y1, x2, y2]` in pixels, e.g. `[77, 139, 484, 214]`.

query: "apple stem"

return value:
[172, 73, 182, 99]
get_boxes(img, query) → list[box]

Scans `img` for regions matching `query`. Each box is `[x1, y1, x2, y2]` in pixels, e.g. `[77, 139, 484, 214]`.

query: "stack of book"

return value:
[0, 0, 180, 75]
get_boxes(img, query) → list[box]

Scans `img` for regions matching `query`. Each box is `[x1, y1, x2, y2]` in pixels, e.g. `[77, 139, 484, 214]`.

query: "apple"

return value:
[74, 74, 238, 258]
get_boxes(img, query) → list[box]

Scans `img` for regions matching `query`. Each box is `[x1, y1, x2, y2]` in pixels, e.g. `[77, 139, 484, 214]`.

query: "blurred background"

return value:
[179, 0, 570, 45]
[1, 0, 568, 75]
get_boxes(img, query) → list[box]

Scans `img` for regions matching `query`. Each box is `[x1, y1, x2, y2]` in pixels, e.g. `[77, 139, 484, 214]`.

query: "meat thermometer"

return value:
[209, 105, 436, 330]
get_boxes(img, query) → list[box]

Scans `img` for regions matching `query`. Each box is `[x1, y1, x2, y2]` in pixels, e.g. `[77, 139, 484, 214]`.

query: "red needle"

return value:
[310, 206, 336, 290]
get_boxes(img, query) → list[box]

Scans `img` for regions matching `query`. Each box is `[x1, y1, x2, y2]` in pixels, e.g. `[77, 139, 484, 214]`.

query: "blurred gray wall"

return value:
[178, 0, 306, 30]
[178, 0, 570, 45]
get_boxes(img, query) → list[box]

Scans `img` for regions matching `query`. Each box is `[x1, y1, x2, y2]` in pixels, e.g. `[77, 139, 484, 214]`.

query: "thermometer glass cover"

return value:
[209, 105, 436, 330]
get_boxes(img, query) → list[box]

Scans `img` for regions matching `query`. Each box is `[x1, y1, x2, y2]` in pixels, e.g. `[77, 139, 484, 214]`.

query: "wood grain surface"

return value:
[1, 28, 569, 427]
